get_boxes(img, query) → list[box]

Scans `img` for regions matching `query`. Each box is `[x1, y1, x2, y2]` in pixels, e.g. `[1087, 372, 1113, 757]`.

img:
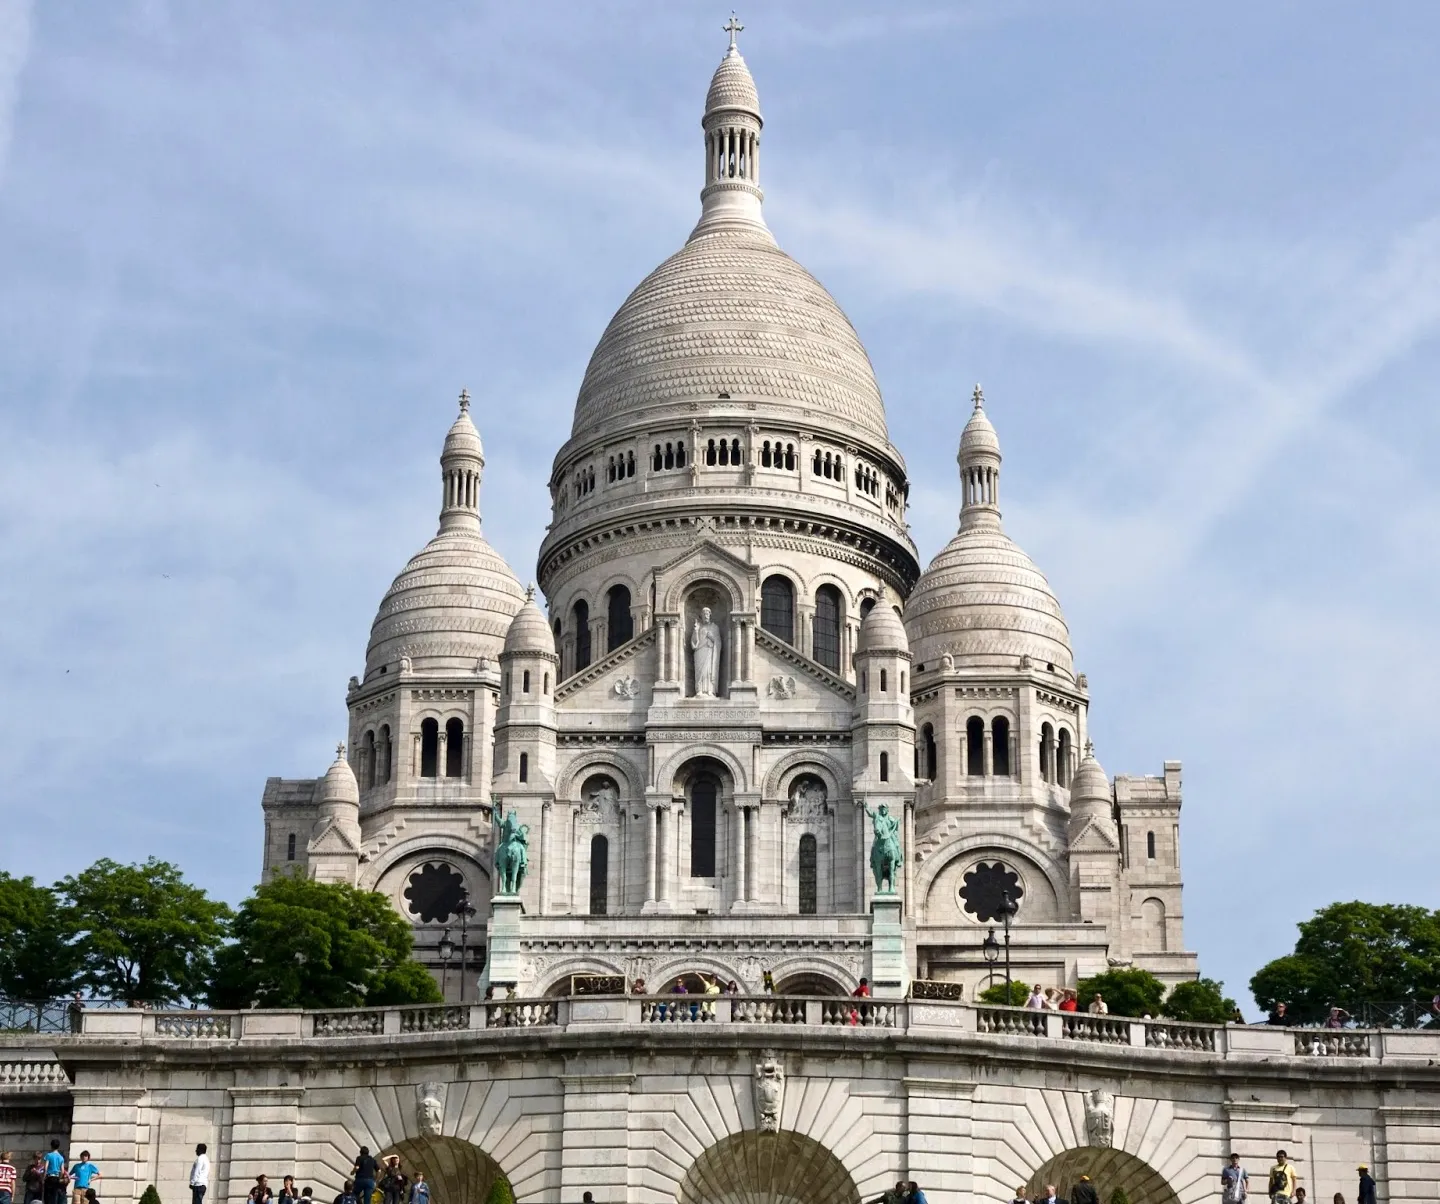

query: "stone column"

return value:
[729, 615, 743, 687]
[744, 806, 757, 903]
[903, 800, 916, 911]
[855, 799, 868, 911]
[656, 806, 670, 904]
[644, 806, 658, 903]
[539, 801, 552, 915]
[734, 805, 747, 908]
[983, 726, 994, 776]
[958, 728, 968, 780]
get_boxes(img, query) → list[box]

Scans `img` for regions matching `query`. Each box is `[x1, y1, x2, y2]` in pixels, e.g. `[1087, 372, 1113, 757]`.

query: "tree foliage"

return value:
[139, 1186, 162, 1204]
[1162, 977, 1237, 1024]
[484, 1179, 515, 1204]
[210, 875, 440, 1009]
[1076, 968, 1166, 1018]
[978, 980, 1029, 1006]
[1249, 902, 1440, 1023]
[0, 873, 82, 1000]
[57, 859, 231, 1006]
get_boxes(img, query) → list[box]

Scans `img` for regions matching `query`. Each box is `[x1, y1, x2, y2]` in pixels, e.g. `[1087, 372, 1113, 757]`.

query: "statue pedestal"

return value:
[869, 892, 909, 1000]
[485, 894, 523, 990]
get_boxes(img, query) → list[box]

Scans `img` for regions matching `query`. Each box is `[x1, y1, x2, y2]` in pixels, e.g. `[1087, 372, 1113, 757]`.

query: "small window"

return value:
[992, 716, 1011, 777]
[573, 599, 591, 670]
[798, 834, 817, 915]
[379, 724, 392, 784]
[690, 776, 718, 877]
[445, 717, 464, 777]
[1040, 722, 1055, 783]
[1147, 831, 1156, 860]
[286, 833, 296, 861]
[966, 716, 985, 776]
[589, 835, 609, 915]
[363, 730, 376, 789]
[519, 751, 529, 783]
[543, 673, 550, 694]
[522, 669, 531, 694]
[504, 671, 511, 696]
[607, 584, 633, 650]
[921, 724, 937, 780]
[420, 718, 439, 778]
[859, 596, 876, 619]
[879, 751, 889, 782]
[1057, 728, 1072, 787]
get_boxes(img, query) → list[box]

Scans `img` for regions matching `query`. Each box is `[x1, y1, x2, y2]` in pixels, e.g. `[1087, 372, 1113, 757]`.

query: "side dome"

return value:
[904, 387, 1074, 676]
[857, 597, 910, 656]
[365, 393, 526, 677]
[1070, 750, 1110, 802]
[502, 591, 558, 659]
[318, 744, 359, 808]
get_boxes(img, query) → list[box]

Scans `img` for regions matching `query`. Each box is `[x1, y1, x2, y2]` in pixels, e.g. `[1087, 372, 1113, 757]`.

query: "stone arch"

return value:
[769, 956, 856, 995]
[662, 565, 747, 613]
[535, 956, 625, 995]
[1025, 1147, 1180, 1204]
[362, 833, 493, 893]
[657, 744, 750, 795]
[647, 953, 745, 991]
[763, 749, 847, 801]
[677, 1129, 861, 1204]
[554, 752, 644, 802]
[381, 1136, 507, 1204]
[915, 833, 1071, 923]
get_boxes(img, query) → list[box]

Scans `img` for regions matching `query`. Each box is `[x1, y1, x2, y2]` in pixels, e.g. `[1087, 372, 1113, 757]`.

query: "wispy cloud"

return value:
[0, 0, 32, 185]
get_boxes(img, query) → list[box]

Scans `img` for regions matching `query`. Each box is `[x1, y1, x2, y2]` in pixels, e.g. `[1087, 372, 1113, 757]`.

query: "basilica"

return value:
[260, 30, 1197, 1002]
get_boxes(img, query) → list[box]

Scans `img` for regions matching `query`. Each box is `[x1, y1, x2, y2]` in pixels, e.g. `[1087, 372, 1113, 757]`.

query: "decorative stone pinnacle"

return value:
[458, 388, 471, 413]
[525, 582, 536, 601]
[972, 383, 984, 411]
[336, 741, 347, 759]
[1084, 739, 1095, 758]
[724, 12, 743, 52]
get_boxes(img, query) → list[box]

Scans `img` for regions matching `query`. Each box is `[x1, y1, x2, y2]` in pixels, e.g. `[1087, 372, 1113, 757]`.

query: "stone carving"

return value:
[417, 1082, 445, 1137]
[767, 674, 797, 699]
[494, 810, 530, 895]
[865, 802, 902, 893]
[579, 777, 619, 823]
[1019, 654, 1032, 670]
[787, 777, 828, 821]
[613, 676, 641, 699]
[347, 675, 360, 692]
[474, 657, 491, 675]
[399, 656, 413, 673]
[1084, 1088, 1115, 1148]
[941, 653, 954, 671]
[753, 1054, 785, 1132]
[1107, 956, 1134, 968]
[690, 607, 723, 697]
[1077, 672, 1089, 688]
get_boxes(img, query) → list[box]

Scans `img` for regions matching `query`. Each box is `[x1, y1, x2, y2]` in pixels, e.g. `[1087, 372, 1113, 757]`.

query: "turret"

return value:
[957, 384, 1001, 532]
[495, 588, 560, 790]
[307, 743, 361, 885]
[1066, 744, 1120, 929]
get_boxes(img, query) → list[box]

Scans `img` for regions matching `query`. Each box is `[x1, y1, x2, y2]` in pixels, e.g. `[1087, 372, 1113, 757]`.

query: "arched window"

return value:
[762, 440, 772, 467]
[921, 724, 937, 780]
[813, 585, 843, 672]
[286, 832, 296, 862]
[859, 596, 876, 619]
[798, 834, 817, 915]
[785, 444, 795, 470]
[992, 716, 1011, 777]
[363, 730, 376, 789]
[676, 441, 686, 468]
[519, 751, 529, 783]
[1146, 830, 1157, 860]
[522, 669, 531, 694]
[760, 575, 795, 644]
[731, 437, 741, 463]
[607, 585, 633, 650]
[589, 835, 609, 915]
[653, 445, 663, 471]
[813, 449, 823, 475]
[1141, 897, 1167, 951]
[1057, 728, 1072, 787]
[420, 718, 439, 778]
[966, 717, 985, 776]
[573, 599, 591, 670]
[1040, 722, 1055, 783]
[664, 443, 675, 469]
[690, 776, 717, 877]
[445, 718, 464, 778]
[543, 673, 550, 694]
[706, 437, 717, 465]
[379, 724, 392, 784]
[626, 450, 635, 477]
[879, 751, 889, 782]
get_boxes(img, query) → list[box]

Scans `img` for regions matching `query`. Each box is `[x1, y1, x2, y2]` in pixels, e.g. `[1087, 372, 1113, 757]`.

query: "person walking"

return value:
[1267, 1151, 1297, 1204]
[40, 1142, 65, 1204]
[67, 1154, 99, 1204]
[1221, 1153, 1249, 1204]
[406, 1176, 427, 1204]
[1039, 1184, 1066, 1204]
[22, 1156, 45, 1204]
[188, 1145, 209, 1204]
[1356, 1166, 1375, 1204]
[1071, 1175, 1099, 1204]
[352, 1148, 378, 1204]
[1, 1151, 17, 1204]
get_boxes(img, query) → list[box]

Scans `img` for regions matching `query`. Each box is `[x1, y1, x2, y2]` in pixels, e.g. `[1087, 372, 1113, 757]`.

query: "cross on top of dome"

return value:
[458, 387, 471, 412]
[724, 13, 743, 53]
[972, 383, 984, 410]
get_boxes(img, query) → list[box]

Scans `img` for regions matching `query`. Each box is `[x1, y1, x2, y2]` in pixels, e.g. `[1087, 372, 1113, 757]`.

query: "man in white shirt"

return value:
[1025, 986, 1046, 1010]
[189, 1144, 210, 1204]
[1088, 994, 1109, 1015]
[1221, 1153, 1248, 1204]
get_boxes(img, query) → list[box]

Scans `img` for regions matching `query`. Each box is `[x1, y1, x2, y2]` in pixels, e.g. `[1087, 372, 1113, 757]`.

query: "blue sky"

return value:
[2, 1, 1437, 1013]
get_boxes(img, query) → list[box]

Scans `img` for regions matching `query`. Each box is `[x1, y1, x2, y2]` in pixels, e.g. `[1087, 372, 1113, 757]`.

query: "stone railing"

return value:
[0, 1059, 70, 1086]
[20, 999, 1436, 1066]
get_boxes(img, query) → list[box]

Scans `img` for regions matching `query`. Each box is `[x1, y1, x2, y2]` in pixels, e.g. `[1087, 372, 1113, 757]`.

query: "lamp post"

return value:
[437, 927, 454, 1001]
[454, 889, 478, 1003]
[998, 883, 1018, 1002]
[981, 927, 1000, 993]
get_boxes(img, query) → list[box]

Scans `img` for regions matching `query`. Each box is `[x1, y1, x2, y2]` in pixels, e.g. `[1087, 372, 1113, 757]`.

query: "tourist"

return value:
[379, 1158, 405, 1204]
[41, 1142, 65, 1204]
[880, 1181, 908, 1204]
[726, 980, 740, 995]
[352, 1148, 378, 1204]
[1039, 1184, 1065, 1204]
[1221, 1152, 1249, 1204]
[83, 1193, 97, 1204]
[1324, 1007, 1351, 1030]
[630, 977, 646, 994]
[701, 973, 722, 1019]
[247, 1176, 273, 1204]
[1, 1151, 17, 1204]
[407, 1174, 427, 1204]
[907, 1181, 929, 1204]
[1087, 994, 1108, 1016]
[762, 969, 775, 994]
[334, 1181, 358, 1204]
[23, 1155, 46, 1204]
[1025, 986, 1046, 1011]
[68, 1153, 100, 1204]
[1059, 990, 1078, 1013]
[580, 1194, 593, 1204]
[188, 1145, 209, 1204]
[1356, 1166, 1375, 1204]
[1266, 1003, 1291, 1026]
[1011, 1187, 1029, 1204]
[1267, 1150, 1297, 1204]
[1071, 1174, 1098, 1204]
[1333, 1196, 1344, 1204]
[301, 1189, 313, 1201]
[278, 1175, 299, 1204]
[1294, 1189, 1307, 1204]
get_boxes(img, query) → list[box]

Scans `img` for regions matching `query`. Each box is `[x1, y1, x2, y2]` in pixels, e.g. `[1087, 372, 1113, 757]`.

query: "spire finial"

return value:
[458, 387, 471, 413]
[525, 582, 536, 602]
[336, 741, 347, 759]
[972, 383, 984, 411]
[724, 12, 743, 53]
[1083, 739, 1095, 758]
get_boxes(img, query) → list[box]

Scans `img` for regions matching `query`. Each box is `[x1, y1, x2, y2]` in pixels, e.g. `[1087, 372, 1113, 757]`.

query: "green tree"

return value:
[210, 875, 441, 1009]
[1076, 968, 1166, 1018]
[484, 1178, 515, 1204]
[1162, 977, 1237, 1023]
[58, 859, 231, 1006]
[139, 1186, 162, 1204]
[1109, 1189, 1131, 1204]
[978, 980, 1029, 1006]
[0, 873, 82, 1000]
[1249, 902, 1440, 1023]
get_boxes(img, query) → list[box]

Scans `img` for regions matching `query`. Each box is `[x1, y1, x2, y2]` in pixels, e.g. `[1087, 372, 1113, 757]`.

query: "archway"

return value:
[678, 1130, 860, 1204]
[1025, 1148, 1180, 1204]
[381, 1136, 508, 1204]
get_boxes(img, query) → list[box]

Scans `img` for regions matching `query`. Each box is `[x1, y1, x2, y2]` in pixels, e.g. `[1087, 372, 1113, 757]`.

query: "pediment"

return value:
[1069, 818, 1120, 853]
[654, 534, 758, 611]
[754, 629, 856, 709]
[307, 820, 360, 855]
[555, 627, 657, 704]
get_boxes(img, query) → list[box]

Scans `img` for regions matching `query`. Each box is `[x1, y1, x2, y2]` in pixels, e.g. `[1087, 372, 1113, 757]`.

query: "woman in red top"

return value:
[1058, 990, 1079, 1012]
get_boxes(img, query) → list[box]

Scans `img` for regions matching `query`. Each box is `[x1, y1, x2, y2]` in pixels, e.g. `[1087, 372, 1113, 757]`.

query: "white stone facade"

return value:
[259, 33, 1197, 1002]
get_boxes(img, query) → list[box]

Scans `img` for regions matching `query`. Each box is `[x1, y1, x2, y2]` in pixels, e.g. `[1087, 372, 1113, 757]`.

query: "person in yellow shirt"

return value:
[1267, 1151, 1298, 1204]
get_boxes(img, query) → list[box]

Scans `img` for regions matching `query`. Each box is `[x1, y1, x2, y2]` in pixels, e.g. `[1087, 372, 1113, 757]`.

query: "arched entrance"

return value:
[678, 1130, 860, 1204]
[381, 1136, 508, 1204]
[1026, 1148, 1180, 1204]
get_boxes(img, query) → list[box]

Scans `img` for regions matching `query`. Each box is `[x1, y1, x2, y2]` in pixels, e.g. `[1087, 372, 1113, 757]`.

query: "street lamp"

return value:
[981, 927, 1000, 992]
[454, 889, 478, 1003]
[437, 928, 454, 1001]
[997, 883, 1018, 1002]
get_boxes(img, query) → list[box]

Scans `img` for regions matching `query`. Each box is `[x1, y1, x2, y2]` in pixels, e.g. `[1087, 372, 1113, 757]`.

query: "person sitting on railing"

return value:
[277, 1175, 299, 1204]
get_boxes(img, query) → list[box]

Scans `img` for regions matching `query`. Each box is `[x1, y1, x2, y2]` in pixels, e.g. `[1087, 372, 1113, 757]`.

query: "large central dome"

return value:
[570, 227, 890, 444]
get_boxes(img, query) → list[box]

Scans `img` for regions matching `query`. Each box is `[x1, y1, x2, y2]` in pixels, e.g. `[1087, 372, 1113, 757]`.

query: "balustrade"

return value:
[1145, 1020, 1218, 1052]
[154, 1013, 233, 1039]
[1293, 1029, 1373, 1057]
[0, 1060, 69, 1085]
[400, 1006, 469, 1034]
[1062, 1014, 1131, 1045]
[314, 1010, 383, 1037]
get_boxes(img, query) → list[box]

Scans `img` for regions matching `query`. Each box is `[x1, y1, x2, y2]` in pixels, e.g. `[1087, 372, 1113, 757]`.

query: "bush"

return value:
[1109, 1189, 1131, 1204]
[484, 1179, 515, 1204]
[139, 1186, 162, 1204]
[978, 980, 1029, 1006]
[1076, 968, 1166, 1018]
[1163, 977, 1238, 1023]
